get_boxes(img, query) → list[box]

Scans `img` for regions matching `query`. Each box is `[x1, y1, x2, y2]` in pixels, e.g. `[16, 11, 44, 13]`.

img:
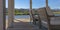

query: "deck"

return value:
[6, 19, 40, 30]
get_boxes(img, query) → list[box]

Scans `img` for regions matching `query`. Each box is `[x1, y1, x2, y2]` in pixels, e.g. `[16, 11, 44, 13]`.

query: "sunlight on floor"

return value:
[14, 18, 30, 22]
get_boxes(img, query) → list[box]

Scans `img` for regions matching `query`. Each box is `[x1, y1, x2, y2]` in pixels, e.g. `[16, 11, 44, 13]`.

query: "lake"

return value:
[6, 14, 60, 19]
[6, 15, 30, 19]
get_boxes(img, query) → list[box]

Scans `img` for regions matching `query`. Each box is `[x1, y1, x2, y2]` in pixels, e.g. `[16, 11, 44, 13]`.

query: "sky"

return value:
[6, 0, 60, 9]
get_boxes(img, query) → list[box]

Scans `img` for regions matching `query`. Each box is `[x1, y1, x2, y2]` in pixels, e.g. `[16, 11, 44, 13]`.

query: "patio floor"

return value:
[7, 19, 40, 30]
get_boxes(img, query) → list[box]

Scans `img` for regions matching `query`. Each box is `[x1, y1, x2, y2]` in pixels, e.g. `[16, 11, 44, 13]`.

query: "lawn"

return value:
[53, 12, 60, 14]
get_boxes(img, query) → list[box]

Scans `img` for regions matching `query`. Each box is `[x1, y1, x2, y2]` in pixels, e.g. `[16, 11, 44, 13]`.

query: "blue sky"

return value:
[6, 0, 60, 9]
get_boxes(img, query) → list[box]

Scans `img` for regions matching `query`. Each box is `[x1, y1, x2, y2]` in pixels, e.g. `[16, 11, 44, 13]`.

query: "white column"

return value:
[8, 0, 14, 28]
[0, 0, 6, 30]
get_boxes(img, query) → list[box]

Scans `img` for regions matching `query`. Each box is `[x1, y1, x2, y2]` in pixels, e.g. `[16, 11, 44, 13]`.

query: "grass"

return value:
[53, 12, 60, 14]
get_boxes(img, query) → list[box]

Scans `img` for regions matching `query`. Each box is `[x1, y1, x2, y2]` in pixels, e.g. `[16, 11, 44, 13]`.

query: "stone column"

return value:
[46, 0, 48, 8]
[0, 0, 6, 30]
[8, 0, 14, 28]
[30, 0, 36, 24]
[46, 0, 51, 30]
[30, 0, 33, 23]
[29, 0, 32, 23]
[46, 0, 49, 10]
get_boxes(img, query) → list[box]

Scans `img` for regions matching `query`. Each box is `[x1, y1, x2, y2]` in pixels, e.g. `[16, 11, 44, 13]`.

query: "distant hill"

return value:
[6, 8, 37, 12]
[6, 8, 60, 15]
[6, 8, 60, 12]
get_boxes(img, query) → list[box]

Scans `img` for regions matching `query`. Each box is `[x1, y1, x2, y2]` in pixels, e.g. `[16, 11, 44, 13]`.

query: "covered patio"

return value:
[0, 0, 60, 30]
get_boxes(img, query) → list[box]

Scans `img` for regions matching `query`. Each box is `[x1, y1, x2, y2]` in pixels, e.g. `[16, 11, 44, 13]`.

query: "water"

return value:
[6, 15, 30, 19]
[6, 14, 60, 20]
